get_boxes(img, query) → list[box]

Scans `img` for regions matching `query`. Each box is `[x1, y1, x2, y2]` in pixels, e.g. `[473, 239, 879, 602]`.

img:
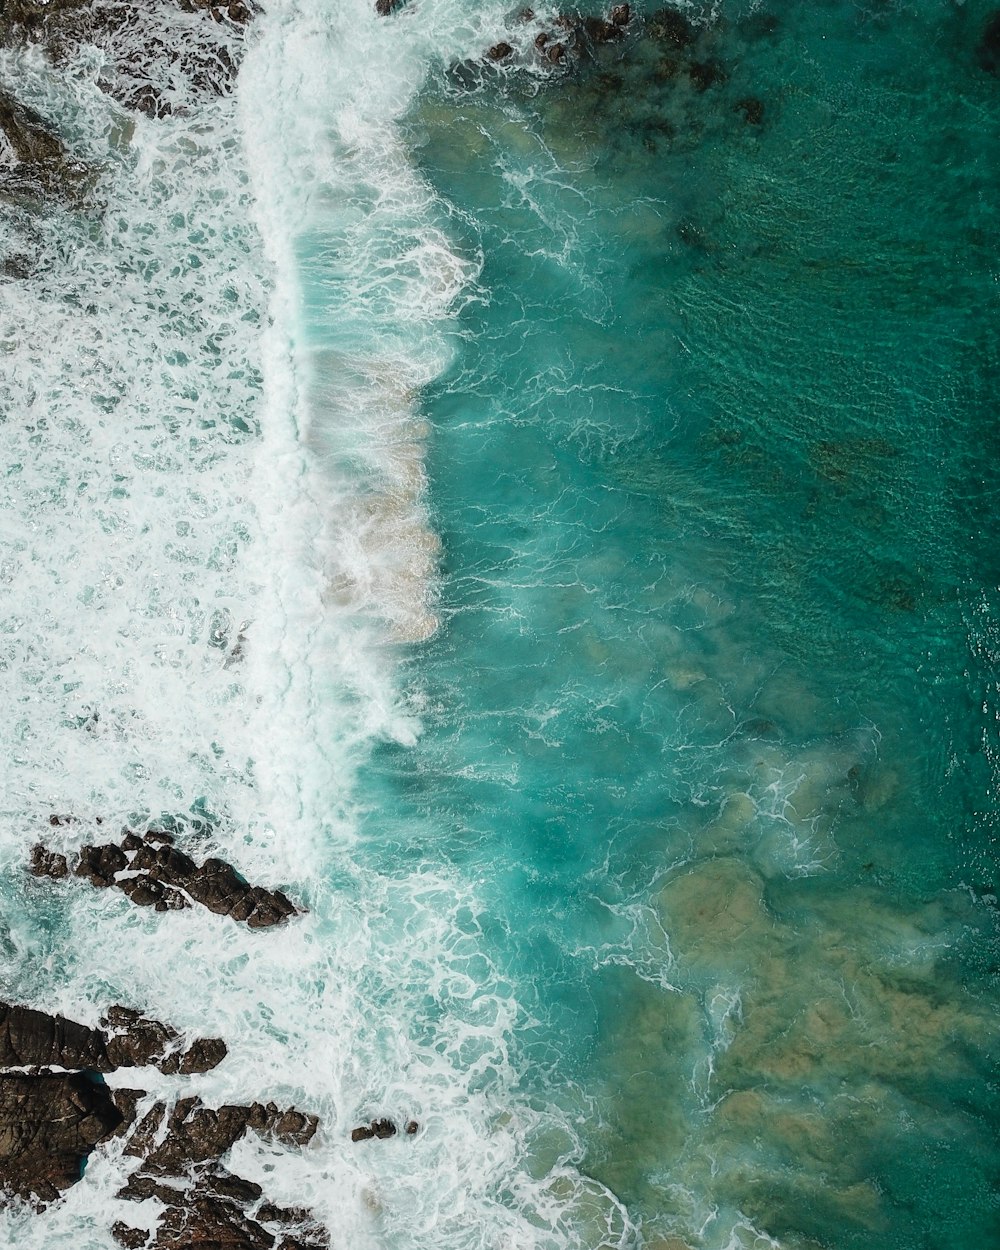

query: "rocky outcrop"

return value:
[0, 0, 259, 121]
[453, 3, 767, 158]
[0, 1073, 124, 1204]
[0, 89, 88, 203]
[0, 1001, 110, 1071]
[101, 1006, 227, 1075]
[0, 1001, 226, 1075]
[114, 1098, 324, 1250]
[113, 1168, 328, 1250]
[0, 1002, 323, 1247]
[122, 1096, 318, 1174]
[31, 826, 301, 928]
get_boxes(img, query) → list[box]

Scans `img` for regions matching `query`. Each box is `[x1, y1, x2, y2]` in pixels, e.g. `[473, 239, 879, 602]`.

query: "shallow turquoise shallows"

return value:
[359, 2, 1000, 1246]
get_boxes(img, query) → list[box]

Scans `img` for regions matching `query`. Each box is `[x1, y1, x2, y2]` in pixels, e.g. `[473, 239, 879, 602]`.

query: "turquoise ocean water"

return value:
[1, 1, 998, 1248]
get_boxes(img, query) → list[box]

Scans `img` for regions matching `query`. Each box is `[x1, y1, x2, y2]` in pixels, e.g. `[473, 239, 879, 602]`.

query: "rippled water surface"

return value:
[1, 0, 998, 1247]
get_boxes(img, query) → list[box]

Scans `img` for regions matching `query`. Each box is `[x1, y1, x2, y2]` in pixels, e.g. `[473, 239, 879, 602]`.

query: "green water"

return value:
[359, 2, 1000, 1246]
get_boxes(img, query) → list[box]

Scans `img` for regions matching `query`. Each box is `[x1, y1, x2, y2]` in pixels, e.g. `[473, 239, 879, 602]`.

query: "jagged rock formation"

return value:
[30, 826, 301, 928]
[0, 1001, 226, 1075]
[0, 0, 259, 121]
[0, 1003, 324, 1249]
[0, 89, 88, 203]
[0, 1073, 124, 1204]
[113, 1169, 328, 1250]
[114, 1097, 324, 1250]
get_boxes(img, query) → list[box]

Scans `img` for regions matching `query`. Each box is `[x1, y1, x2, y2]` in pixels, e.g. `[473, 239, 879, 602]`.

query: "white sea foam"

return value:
[0, 2, 638, 1248]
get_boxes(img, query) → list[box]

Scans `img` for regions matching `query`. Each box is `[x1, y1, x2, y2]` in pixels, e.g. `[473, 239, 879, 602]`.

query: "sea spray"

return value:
[1, 0, 638, 1247]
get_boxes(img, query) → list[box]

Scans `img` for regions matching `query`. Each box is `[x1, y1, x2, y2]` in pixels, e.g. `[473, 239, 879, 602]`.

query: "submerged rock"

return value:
[646, 6, 695, 48]
[978, 11, 1000, 75]
[32, 826, 301, 928]
[0, 89, 88, 202]
[735, 96, 764, 125]
[1, 0, 258, 121]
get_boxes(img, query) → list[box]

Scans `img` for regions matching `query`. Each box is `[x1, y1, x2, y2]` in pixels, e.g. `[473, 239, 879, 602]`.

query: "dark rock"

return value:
[375, 0, 399, 13]
[647, 6, 695, 48]
[102, 1005, 224, 1074]
[535, 31, 549, 48]
[2, 2, 256, 120]
[111, 1224, 149, 1250]
[0, 1001, 109, 1070]
[735, 97, 764, 124]
[76, 842, 128, 887]
[108, 1088, 145, 1138]
[404, 1119, 419, 1134]
[33, 832, 300, 928]
[177, 1036, 228, 1075]
[582, 16, 623, 43]
[371, 1118, 396, 1139]
[486, 41, 513, 61]
[143, 830, 175, 847]
[204, 1170, 263, 1203]
[123, 1102, 167, 1161]
[136, 1097, 317, 1175]
[0, 1072, 123, 1202]
[546, 42, 566, 63]
[118, 874, 168, 909]
[257, 1201, 317, 1226]
[29, 843, 68, 878]
[0, 1000, 223, 1077]
[610, 3, 629, 25]
[978, 11, 1000, 74]
[351, 1125, 374, 1142]
[687, 60, 725, 91]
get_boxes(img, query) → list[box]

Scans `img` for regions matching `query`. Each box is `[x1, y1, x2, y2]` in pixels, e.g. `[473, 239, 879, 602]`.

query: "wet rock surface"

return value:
[0, 0, 258, 121]
[0, 1002, 323, 1245]
[123, 1096, 318, 1173]
[115, 1098, 324, 1250]
[0, 1073, 124, 1204]
[114, 1167, 328, 1250]
[31, 825, 301, 928]
[0, 1000, 226, 1076]
[0, 88, 88, 203]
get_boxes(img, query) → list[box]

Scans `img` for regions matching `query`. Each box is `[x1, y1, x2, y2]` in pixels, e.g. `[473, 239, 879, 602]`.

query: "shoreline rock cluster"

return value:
[31, 823, 300, 928]
[0, 1001, 325, 1250]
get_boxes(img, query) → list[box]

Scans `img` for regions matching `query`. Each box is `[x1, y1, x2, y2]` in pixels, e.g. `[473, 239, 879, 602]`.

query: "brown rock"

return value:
[0, 1001, 109, 1070]
[76, 842, 128, 887]
[111, 1224, 148, 1249]
[28, 844, 68, 879]
[486, 42, 513, 61]
[0, 1073, 123, 1202]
